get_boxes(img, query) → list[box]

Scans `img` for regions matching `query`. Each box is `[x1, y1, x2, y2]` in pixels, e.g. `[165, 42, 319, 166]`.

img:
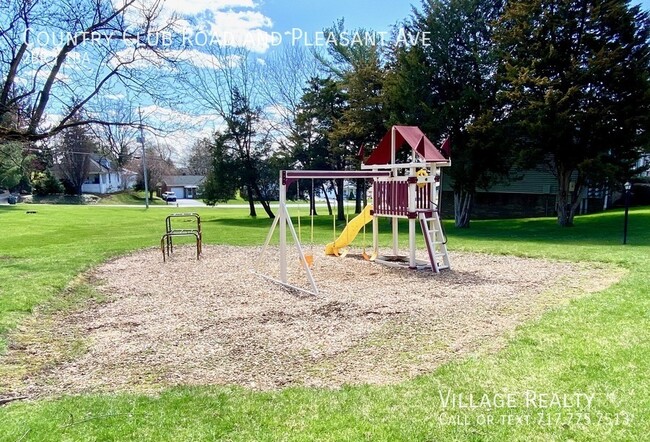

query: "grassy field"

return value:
[95, 190, 166, 205]
[0, 203, 648, 441]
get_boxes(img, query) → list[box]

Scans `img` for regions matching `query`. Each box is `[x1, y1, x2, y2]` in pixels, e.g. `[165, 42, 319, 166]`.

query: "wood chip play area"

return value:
[5, 245, 621, 397]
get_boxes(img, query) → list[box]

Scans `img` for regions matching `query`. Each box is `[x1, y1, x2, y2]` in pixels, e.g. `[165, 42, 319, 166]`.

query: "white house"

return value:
[81, 157, 136, 194]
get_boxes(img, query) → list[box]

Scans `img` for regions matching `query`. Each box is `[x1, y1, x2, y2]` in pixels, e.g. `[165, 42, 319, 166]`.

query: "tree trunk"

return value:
[309, 186, 317, 216]
[336, 179, 345, 222]
[453, 190, 474, 228]
[363, 182, 368, 208]
[355, 179, 363, 213]
[323, 184, 332, 216]
[246, 184, 257, 217]
[252, 181, 275, 219]
[556, 168, 582, 227]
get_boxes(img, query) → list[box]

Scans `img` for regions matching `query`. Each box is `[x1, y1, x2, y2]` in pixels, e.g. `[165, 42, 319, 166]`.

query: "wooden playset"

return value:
[257, 126, 451, 296]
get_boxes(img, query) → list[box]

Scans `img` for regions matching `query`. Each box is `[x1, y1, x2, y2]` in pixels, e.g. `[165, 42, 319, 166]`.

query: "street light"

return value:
[623, 181, 631, 245]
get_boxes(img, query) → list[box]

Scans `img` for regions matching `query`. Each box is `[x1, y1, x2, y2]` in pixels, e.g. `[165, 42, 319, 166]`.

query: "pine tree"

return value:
[496, 0, 650, 226]
[202, 134, 239, 206]
[385, 0, 510, 228]
[292, 77, 347, 217]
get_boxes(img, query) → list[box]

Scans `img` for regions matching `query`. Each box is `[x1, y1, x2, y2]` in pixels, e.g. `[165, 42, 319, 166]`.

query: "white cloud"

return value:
[167, 49, 240, 69]
[102, 93, 126, 100]
[138, 104, 225, 158]
[162, 0, 274, 53]
[162, 0, 257, 16]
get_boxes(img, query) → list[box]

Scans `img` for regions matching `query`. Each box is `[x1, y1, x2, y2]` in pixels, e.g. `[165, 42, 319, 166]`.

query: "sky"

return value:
[259, 0, 416, 35]
[129, 0, 650, 60]
[260, 0, 650, 33]
[154, 0, 420, 53]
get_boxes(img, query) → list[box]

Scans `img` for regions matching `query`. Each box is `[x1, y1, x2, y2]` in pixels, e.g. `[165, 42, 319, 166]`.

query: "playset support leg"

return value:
[255, 171, 318, 296]
[279, 175, 287, 283]
[408, 167, 417, 269]
[392, 218, 399, 256]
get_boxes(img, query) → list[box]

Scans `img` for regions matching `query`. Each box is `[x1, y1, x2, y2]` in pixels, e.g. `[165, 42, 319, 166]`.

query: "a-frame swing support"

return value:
[255, 170, 391, 296]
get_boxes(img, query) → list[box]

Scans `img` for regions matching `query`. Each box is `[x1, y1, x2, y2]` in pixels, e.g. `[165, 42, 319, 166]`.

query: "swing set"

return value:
[255, 126, 451, 296]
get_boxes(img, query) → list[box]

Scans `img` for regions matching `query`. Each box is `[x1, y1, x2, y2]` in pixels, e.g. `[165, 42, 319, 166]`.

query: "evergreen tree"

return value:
[321, 21, 389, 216]
[385, 0, 510, 227]
[496, 0, 650, 226]
[202, 89, 275, 218]
[292, 77, 347, 217]
[202, 134, 239, 206]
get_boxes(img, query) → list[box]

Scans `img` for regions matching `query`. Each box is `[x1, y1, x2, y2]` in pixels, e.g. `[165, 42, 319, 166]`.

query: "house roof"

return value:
[51, 156, 115, 178]
[162, 175, 206, 187]
[364, 126, 449, 166]
[87, 157, 111, 174]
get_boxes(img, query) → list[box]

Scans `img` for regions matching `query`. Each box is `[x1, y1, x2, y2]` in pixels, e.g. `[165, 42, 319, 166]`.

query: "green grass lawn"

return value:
[0, 203, 648, 441]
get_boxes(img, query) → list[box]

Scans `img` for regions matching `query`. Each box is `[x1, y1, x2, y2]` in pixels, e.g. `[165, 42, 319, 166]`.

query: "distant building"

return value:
[53, 155, 136, 194]
[636, 153, 649, 178]
[440, 165, 609, 219]
[160, 175, 205, 199]
[82, 156, 136, 194]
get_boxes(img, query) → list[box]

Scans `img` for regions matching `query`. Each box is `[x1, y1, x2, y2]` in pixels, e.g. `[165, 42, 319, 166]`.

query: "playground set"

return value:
[256, 126, 452, 295]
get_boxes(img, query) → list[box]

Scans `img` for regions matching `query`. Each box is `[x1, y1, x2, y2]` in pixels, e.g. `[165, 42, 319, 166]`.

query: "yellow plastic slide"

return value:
[325, 204, 373, 256]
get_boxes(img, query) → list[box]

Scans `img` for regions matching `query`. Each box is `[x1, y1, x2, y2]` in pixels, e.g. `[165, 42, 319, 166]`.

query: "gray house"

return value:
[160, 175, 205, 199]
[440, 166, 608, 219]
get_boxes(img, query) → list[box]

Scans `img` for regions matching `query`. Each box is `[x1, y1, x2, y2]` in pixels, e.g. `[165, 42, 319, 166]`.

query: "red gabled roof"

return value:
[364, 126, 449, 166]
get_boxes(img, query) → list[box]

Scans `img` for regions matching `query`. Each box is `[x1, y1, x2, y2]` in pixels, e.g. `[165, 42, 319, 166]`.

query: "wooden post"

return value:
[279, 171, 287, 283]
[409, 167, 417, 268]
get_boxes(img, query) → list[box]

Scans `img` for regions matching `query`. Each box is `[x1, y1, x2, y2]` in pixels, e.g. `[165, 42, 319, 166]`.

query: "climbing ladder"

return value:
[161, 213, 202, 262]
[418, 210, 450, 273]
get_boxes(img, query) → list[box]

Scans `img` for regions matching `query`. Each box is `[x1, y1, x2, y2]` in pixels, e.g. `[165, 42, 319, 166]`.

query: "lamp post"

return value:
[623, 181, 631, 245]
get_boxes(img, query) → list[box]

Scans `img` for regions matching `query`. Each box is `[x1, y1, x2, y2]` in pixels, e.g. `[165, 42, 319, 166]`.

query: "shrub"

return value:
[31, 170, 64, 196]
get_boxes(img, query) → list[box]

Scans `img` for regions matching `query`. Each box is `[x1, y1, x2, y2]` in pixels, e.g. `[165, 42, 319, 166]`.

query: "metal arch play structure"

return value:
[255, 126, 452, 296]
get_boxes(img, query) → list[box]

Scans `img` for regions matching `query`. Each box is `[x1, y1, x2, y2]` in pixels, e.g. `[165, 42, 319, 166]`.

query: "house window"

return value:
[84, 175, 100, 184]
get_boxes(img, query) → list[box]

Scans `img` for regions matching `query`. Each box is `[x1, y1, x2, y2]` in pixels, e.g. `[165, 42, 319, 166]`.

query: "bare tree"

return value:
[257, 43, 321, 144]
[181, 44, 275, 218]
[131, 142, 175, 199]
[184, 138, 212, 176]
[89, 98, 141, 189]
[0, 0, 180, 142]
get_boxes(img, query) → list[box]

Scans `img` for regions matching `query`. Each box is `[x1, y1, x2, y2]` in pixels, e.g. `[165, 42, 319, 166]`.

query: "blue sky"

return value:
[260, 0, 415, 34]
[260, 0, 650, 38]
[156, 0, 650, 54]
